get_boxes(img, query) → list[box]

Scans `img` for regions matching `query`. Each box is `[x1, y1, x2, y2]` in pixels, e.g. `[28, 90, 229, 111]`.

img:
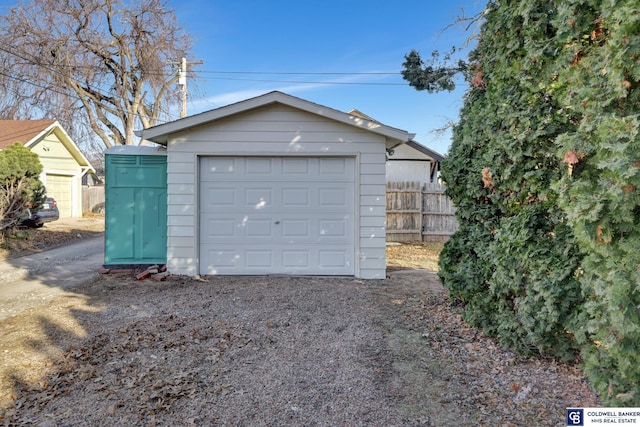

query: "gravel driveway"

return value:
[0, 270, 598, 426]
[0, 236, 104, 320]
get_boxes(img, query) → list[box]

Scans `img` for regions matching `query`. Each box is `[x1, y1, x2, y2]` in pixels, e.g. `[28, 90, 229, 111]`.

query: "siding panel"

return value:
[360, 195, 385, 206]
[167, 173, 195, 184]
[168, 226, 194, 238]
[168, 215, 194, 226]
[165, 103, 391, 278]
[168, 184, 195, 195]
[360, 162, 386, 175]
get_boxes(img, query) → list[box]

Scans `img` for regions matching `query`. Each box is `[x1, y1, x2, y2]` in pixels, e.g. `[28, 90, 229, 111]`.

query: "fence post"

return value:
[418, 186, 424, 242]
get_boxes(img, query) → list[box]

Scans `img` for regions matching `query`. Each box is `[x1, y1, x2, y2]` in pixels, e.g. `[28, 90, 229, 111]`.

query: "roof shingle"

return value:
[0, 119, 56, 149]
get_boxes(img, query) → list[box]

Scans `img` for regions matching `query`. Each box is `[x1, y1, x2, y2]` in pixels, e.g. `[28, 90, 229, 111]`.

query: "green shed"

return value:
[104, 145, 168, 266]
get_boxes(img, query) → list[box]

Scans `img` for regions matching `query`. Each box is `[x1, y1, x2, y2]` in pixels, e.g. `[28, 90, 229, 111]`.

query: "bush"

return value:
[437, 1, 585, 360]
[409, 0, 640, 405]
[550, 0, 640, 405]
[0, 142, 46, 230]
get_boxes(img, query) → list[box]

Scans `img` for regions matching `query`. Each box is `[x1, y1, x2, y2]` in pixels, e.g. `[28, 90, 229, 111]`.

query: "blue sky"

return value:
[0, 0, 486, 155]
[175, 1, 486, 155]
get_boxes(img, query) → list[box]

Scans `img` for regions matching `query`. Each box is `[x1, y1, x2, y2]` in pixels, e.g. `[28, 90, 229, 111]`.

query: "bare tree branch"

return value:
[0, 0, 192, 147]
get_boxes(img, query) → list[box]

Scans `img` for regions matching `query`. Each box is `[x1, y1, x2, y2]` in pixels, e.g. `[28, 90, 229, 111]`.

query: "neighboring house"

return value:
[82, 170, 104, 186]
[0, 120, 95, 218]
[347, 109, 444, 184]
[135, 91, 414, 279]
[386, 140, 444, 184]
[346, 110, 456, 243]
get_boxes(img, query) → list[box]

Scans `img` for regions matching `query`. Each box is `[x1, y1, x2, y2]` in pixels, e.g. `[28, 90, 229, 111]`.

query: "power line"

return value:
[0, 42, 417, 129]
[0, 43, 181, 124]
[201, 76, 406, 86]
[198, 70, 401, 76]
[2, 42, 407, 84]
[3, 43, 403, 79]
[0, 69, 71, 98]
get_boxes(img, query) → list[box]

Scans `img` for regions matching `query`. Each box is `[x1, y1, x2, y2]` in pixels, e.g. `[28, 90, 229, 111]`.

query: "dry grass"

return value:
[386, 242, 443, 271]
[0, 217, 104, 261]
[0, 233, 603, 425]
[0, 272, 600, 426]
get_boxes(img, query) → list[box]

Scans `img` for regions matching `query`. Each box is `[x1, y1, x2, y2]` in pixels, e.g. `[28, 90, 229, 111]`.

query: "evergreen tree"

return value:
[437, 1, 585, 360]
[550, 0, 640, 404]
[403, 0, 640, 405]
[0, 143, 46, 230]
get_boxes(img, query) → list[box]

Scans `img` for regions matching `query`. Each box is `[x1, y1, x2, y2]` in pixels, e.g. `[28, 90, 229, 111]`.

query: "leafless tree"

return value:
[0, 0, 192, 147]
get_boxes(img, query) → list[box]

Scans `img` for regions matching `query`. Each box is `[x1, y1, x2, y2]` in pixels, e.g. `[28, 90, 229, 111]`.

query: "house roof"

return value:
[0, 119, 56, 149]
[346, 110, 444, 162]
[0, 119, 95, 171]
[347, 109, 379, 123]
[405, 140, 445, 162]
[136, 91, 415, 148]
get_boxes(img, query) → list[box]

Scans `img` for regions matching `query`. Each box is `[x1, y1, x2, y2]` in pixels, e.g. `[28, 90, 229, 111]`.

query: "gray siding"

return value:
[166, 104, 388, 279]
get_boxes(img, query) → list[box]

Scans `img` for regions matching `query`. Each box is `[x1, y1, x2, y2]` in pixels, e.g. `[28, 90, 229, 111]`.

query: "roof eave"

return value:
[25, 121, 96, 172]
[135, 91, 413, 147]
[407, 140, 445, 162]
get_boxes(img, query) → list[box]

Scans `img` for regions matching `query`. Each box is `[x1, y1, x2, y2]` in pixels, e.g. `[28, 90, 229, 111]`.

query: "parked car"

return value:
[20, 197, 60, 228]
[91, 202, 105, 215]
[37, 197, 60, 223]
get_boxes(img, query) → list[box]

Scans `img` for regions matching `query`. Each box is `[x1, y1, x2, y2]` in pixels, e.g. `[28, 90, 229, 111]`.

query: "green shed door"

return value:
[105, 154, 167, 265]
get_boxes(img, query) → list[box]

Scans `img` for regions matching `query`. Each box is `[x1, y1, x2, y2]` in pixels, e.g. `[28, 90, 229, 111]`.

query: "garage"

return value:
[0, 120, 95, 218]
[199, 156, 355, 275]
[45, 174, 73, 217]
[135, 91, 413, 279]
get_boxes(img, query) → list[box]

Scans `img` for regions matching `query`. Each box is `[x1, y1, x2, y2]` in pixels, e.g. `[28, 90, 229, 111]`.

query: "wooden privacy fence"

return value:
[386, 182, 458, 243]
[82, 185, 105, 214]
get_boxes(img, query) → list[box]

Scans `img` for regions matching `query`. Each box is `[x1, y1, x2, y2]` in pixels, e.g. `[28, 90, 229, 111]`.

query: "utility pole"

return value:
[175, 57, 203, 118]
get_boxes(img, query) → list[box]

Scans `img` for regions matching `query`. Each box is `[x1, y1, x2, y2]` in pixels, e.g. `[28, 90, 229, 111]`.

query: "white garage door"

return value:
[200, 157, 355, 275]
[45, 174, 72, 217]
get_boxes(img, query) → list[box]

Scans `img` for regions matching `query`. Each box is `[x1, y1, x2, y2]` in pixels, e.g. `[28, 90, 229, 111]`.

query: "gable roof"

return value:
[0, 119, 56, 149]
[347, 109, 378, 123]
[136, 91, 415, 148]
[0, 119, 95, 171]
[347, 109, 444, 162]
[405, 140, 445, 162]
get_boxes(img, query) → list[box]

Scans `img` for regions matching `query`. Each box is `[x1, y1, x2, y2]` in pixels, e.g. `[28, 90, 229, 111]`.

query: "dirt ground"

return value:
[0, 226, 600, 426]
[0, 216, 105, 261]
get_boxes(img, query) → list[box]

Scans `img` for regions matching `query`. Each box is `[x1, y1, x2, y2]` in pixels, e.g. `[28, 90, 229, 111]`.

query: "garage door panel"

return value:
[319, 250, 350, 268]
[282, 250, 310, 268]
[245, 187, 273, 209]
[201, 157, 237, 178]
[245, 218, 274, 237]
[246, 157, 274, 174]
[319, 188, 348, 206]
[319, 157, 349, 175]
[201, 213, 352, 243]
[201, 243, 353, 275]
[202, 183, 353, 213]
[200, 156, 355, 275]
[204, 188, 236, 207]
[201, 157, 355, 182]
[206, 249, 239, 268]
[46, 174, 72, 217]
[246, 250, 273, 268]
[201, 214, 268, 243]
[202, 218, 235, 240]
[281, 219, 310, 238]
[282, 157, 310, 174]
[319, 218, 348, 238]
[282, 188, 310, 207]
